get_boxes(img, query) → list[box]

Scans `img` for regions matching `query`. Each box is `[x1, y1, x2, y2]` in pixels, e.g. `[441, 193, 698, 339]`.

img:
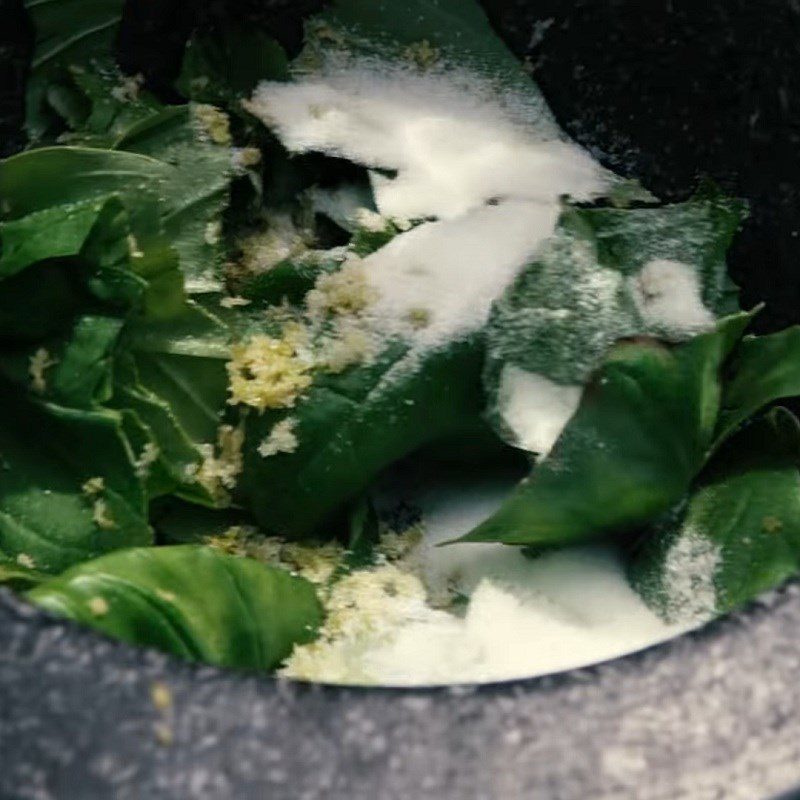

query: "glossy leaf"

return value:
[114, 106, 233, 294]
[630, 409, 800, 621]
[239, 335, 486, 538]
[28, 545, 323, 671]
[177, 24, 289, 106]
[24, 0, 125, 141]
[717, 326, 800, 446]
[305, 0, 560, 132]
[454, 313, 754, 547]
[0, 382, 151, 574]
[0, 554, 48, 592]
[484, 193, 745, 439]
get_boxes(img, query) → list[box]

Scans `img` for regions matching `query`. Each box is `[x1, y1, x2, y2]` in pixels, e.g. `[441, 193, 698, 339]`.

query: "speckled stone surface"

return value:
[2, 586, 800, 800]
[3, 1, 800, 798]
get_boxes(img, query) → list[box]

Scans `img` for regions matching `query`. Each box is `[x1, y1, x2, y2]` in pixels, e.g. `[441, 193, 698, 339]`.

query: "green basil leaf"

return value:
[239, 335, 485, 538]
[177, 24, 289, 106]
[113, 105, 233, 294]
[28, 545, 323, 672]
[483, 194, 746, 450]
[0, 552, 49, 592]
[304, 0, 560, 127]
[24, 0, 125, 142]
[716, 326, 800, 447]
[629, 408, 800, 621]
[0, 382, 151, 574]
[453, 312, 754, 547]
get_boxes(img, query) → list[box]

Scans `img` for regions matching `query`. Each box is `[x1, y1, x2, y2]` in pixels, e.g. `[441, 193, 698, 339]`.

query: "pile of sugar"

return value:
[248, 63, 610, 350]
[496, 366, 583, 457]
[281, 471, 693, 687]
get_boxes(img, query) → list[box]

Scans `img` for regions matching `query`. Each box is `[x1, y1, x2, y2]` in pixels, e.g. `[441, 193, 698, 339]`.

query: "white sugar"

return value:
[361, 201, 560, 346]
[659, 525, 721, 624]
[248, 61, 611, 349]
[630, 259, 715, 339]
[283, 471, 690, 686]
[249, 66, 607, 221]
[496, 365, 582, 457]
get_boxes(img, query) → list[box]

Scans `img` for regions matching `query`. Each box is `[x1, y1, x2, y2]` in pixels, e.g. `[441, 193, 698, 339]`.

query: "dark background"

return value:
[3, 0, 800, 333]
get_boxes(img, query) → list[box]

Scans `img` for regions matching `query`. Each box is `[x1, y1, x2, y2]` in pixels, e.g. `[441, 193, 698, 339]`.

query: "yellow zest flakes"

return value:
[154, 722, 174, 747]
[317, 321, 376, 374]
[257, 418, 299, 459]
[205, 527, 343, 586]
[406, 307, 431, 330]
[310, 22, 347, 46]
[29, 348, 58, 394]
[92, 499, 117, 531]
[150, 682, 173, 711]
[16, 553, 36, 570]
[403, 39, 440, 69]
[305, 261, 376, 319]
[219, 295, 252, 309]
[88, 596, 109, 617]
[110, 72, 144, 103]
[82, 477, 105, 498]
[187, 424, 245, 502]
[127, 233, 145, 259]
[204, 220, 223, 246]
[231, 147, 262, 171]
[193, 104, 232, 146]
[227, 335, 313, 412]
[135, 443, 160, 480]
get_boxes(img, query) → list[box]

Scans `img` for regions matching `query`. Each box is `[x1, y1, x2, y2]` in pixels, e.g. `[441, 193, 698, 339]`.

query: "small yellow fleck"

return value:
[232, 147, 262, 170]
[227, 335, 313, 412]
[406, 308, 431, 330]
[257, 418, 299, 459]
[154, 722, 174, 746]
[29, 348, 58, 394]
[156, 589, 177, 603]
[186, 424, 245, 502]
[16, 553, 36, 570]
[403, 39, 440, 69]
[150, 681, 173, 711]
[204, 220, 223, 246]
[82, 477, 105, 498]
[762, 516, 784, 534]
[316, 321, 376, 374]
[110, 72, 144, 103]
[219, 296, 252, 309]
[88, 596, 109, 617]
[135, 443, 160, 480]
[92, 499, 117, 531]
[127, 233, 144, 259]
[305, 262, 376, 319]
[193, 104, 232, 146]
[310, 22, 347, 46]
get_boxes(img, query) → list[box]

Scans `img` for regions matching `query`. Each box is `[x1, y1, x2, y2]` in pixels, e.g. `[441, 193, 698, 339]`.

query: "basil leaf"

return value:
[0, 554, 48, 592]
[239, 335, 485, 538]
[24, 0, 125, 141]
[305, 0, 560, 126]
[177, 24, 289, 106]
[453, 313, 754, 547]
[629, 408, 800, 621]
[114, 105, 233, 294]
[28, 545, 323, 672]
[483, 193, 746, 450]
[716, 326, 800, 447]
[0, 382, 151, 574]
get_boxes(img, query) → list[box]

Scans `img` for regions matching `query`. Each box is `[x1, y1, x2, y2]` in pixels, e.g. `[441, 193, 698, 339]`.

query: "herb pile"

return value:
[2, 0, 800, 679]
